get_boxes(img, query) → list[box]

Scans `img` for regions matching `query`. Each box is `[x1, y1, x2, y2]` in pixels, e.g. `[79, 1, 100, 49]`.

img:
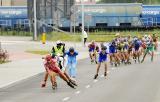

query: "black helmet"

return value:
[69, 47, 74, 52]
[101, 46, 107, 50]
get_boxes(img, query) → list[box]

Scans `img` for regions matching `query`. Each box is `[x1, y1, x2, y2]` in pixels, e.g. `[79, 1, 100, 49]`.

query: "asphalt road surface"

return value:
[0, 55, 160, 102]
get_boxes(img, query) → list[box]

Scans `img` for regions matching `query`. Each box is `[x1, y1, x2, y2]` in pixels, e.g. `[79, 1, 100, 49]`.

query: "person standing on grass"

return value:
[82, 29, 88, 47]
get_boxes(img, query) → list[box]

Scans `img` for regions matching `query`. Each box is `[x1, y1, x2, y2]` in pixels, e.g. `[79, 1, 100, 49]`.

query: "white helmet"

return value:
[144, 35, 148, 38]
[56, 40, 61, 45]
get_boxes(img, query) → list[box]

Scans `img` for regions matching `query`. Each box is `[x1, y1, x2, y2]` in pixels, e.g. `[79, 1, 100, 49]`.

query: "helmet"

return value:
[153, 33, 156, 36]
[56, 40, 61, 45]
[124, 39, 127, 42]
[45, 55, 52, 61]
[69, 47, 74, 52]
[111, 40, 116, 45]
[101, 46, 107, 50]
[91, 40, 95, 44]
[148, 35, 151, 39]
[144, 35, 148, 38]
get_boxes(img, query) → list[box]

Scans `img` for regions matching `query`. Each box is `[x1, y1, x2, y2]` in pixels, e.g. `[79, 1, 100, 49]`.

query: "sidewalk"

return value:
[0, 41, 89, 88]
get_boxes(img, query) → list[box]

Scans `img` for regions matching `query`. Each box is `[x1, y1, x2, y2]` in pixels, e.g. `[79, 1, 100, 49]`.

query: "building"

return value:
[0, 0, 27, 6]
[28, 0, 74, 33]
[12, 0, 27, 6]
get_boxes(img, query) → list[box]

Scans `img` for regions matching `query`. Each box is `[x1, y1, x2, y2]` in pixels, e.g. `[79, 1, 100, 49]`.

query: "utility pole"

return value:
[1, 0, 2, 6]
[33, 0, 37, 40]
[81, 0, 84, 42]
[11, 0, 14, 6]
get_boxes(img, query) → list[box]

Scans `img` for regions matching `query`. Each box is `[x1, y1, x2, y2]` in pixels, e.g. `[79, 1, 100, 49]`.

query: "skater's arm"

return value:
[43, 72, 48, 82]
[44, 64, 53, 76]
[75, 52, 78, 56]
[51, 47, 56, 58]
[45, 67, 53, 76]
[62, 44, 65, 54]
[52, 47, 55, 53]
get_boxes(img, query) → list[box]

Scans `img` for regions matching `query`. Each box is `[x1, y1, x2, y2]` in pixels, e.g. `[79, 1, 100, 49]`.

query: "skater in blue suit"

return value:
[94, 45, 109, 79]
[65, 47, 78, 81]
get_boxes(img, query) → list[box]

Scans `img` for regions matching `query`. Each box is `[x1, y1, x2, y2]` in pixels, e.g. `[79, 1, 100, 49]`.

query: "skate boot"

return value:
[94, 74, 98, 79]
[67, 81, 76, 89]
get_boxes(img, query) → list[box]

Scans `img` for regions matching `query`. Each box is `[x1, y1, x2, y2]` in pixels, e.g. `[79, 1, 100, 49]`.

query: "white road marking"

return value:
[1, 43, 14, 45]
[100, 75, 104, 78]
[93, 79, 98, 83]
[62, 97, 70, 101]
[85, 85, 91, 88]
[155, 52, 160, 55]
[75, 91, 81, 94]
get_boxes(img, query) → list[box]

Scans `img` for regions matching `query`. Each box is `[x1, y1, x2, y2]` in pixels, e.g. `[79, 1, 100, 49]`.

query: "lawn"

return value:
[26, 50, 50, 55]
[38, 29, 160, 42]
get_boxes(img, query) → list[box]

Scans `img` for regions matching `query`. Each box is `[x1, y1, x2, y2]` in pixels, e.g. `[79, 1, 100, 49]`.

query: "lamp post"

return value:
[81, 0, 84, 44]
[33, 0, 37, 40]
[11, 0, 14, 6]
[1, 0, 2, 6]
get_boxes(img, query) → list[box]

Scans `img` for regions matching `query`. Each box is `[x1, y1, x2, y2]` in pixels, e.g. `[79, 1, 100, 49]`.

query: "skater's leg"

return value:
[94, 63, 101, 79]
[70, 63, 77, 78]
[49, 72, 57, 89]
[64, 72, 70, 80]
[68, 63, 72, 77]
[41, 72, 49, 87]
[104, 62, 108, 77]
[96, 63, 101, 75]
[141, 50, 148, 63]
[151, 51, 154, 62]
[58, 71, 75, 88]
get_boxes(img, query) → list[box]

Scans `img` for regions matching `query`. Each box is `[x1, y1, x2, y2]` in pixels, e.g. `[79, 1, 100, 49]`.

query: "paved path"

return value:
[0, 56, 160, 102]
[0, 38, 89, 88]
[0, 36, 160, 102]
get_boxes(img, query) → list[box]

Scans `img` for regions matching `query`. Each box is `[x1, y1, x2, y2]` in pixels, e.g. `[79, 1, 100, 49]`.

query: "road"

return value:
[0, 55, 160, 102]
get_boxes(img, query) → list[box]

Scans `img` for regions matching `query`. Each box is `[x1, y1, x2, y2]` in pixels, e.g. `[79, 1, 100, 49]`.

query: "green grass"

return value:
[26, 50, 50, 55]
[0, 30, 32, 36]
[0, 60, 11, 64]
[38, 29, 160, 42]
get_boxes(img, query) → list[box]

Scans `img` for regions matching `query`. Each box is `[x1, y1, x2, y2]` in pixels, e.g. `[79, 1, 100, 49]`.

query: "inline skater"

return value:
[152, 33, 158, 51]
[94, 45, 108, 79]
[123, 39, 131, 64]
[117, 40, 125, 64]
[132, 37, 142, 63]
[141, 39, 154, 63]
[109, 40, 120, 67]
[65, 47, 78, 82]
[51, 40, 66, 70]
[88, 40, 99, 64]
